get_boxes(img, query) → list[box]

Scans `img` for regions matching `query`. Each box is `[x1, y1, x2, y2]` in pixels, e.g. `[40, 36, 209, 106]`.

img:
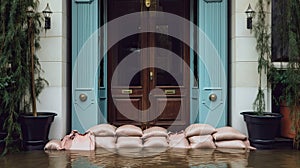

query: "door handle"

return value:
[145, 0, 151, 8]
[79, 94, 88, 102]
[209, 93, 217, 101]
[150, 71, 153, 81]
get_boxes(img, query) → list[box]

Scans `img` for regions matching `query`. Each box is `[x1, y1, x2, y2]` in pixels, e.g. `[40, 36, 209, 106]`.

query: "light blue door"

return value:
[197, 0, 228, 128]
[72, 0, 101, 132]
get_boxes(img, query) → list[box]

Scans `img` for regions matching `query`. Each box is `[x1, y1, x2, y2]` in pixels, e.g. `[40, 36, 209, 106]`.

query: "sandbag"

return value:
[116, 125, 143, 137]
[214, 140, 246, 149]
[185, 124, 216, 137]
[168, 132, 190, 148]
[61, 130, 95, 150]
[216, 139, 256, 150]
[44, 139, 63, 150]
[212, 127, 247, 141]
[188, 135, 216, 149]
[143, 126, 167, 134]
[95, 136, 116, 149]
[116, 137, 143, 148]
[243, 139, 256, 150]
[142, 126, 168, 139]
[143, 137, 168, 148]
[87, 124, 116, 136]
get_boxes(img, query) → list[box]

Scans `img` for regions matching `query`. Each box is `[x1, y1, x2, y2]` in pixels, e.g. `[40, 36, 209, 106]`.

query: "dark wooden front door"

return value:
[107, 0, 190, 131]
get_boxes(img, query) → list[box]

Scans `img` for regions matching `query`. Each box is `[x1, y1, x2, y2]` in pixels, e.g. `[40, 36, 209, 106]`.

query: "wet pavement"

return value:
[1, 148, 299, 168]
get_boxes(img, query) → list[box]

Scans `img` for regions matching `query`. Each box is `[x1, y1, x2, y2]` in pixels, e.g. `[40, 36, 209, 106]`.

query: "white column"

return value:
[230, 0, 271, 135]
[36, 0, 69, 139]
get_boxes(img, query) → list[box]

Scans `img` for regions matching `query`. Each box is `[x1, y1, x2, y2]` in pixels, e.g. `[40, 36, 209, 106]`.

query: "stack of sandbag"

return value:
[115, 124, 143, 148]
[142, 126, 169, 148]
[185, 124, 217, 149]
[213, 127, 255, 150]
[87, 124, 117, 149]
[168, 131, 190, 148]
[45, 130, 95, 151]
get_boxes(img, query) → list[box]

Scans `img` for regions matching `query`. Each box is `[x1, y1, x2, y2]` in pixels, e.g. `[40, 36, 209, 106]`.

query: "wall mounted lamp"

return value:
[245, 3, 255, 29]
[42, 3, 53, 30]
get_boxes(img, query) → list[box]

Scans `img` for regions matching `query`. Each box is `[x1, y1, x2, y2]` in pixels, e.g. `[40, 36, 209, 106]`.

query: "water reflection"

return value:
[1, 148, 299, 168]
[45, 148, 250, 168]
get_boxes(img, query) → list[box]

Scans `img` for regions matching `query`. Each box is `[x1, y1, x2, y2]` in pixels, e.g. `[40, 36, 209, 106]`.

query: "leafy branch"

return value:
[252, 0, 271, 115]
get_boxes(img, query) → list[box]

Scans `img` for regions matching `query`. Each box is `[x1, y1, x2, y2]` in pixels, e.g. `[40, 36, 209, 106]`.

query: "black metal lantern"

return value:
[42, 3, 53, 29]
[245, 3, 255, 29]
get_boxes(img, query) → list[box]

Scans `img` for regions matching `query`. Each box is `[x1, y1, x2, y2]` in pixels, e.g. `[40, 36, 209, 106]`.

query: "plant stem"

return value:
[29, 17, 37, 117]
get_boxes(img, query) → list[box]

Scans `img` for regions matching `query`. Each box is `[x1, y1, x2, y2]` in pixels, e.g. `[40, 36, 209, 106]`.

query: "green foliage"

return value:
[268, 0, 300, 149]
[0, 0, 47, 154]
[252, 0, 271, 115]
[280, 0, 300, 149]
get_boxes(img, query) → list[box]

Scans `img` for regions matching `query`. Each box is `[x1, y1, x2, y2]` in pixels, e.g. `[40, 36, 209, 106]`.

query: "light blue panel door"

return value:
[198, 0, 228, 127]
[72, 0, 99, 132]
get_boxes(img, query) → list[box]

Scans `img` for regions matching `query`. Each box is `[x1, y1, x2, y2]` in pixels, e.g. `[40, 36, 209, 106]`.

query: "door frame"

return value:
[71, 0, 228, 132]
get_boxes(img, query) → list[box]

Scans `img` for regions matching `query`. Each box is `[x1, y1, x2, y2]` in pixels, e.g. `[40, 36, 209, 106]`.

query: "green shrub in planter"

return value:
[0, 0, 54, 154]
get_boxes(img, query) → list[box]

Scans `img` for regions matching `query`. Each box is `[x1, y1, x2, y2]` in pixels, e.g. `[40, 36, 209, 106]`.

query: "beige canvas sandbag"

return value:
[44, 139, 63, 150]
[116, 124, 143, 137]
[116, 137, 143, 148]
[61, 130, 95, 150]
[215, 140, 246, 149]
[95, 136, 116, 148]
[213, 127, 247, 141]
[142, 131, 169, 139]
[188, 135, 216, 149]
[168, 132, 190, 148]
[243, 139, 256, 150]
[143, 137, 169, 148]
[185, 124, 216, 137]
[142, 126, 168, 139]
[143, 126, 167, 134]
[87, 124, 117, 136]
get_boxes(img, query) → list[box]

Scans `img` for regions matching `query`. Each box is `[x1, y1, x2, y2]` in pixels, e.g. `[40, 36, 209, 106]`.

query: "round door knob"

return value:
[79, 94, 88, 102]
[209, 93, 217, 102]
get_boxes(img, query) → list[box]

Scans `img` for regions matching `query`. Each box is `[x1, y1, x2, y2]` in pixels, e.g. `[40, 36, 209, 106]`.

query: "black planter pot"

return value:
[19, 112, 57, 150]
[240, 112, 282, 149]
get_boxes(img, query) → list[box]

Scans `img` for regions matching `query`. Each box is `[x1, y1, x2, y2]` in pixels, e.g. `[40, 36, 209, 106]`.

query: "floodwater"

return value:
[1, 148, 299, 168]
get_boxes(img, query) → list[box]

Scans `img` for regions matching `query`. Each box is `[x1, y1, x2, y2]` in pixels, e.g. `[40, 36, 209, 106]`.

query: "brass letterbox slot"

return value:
[121, 89, 133, 94]
[164, 89, 176, 95]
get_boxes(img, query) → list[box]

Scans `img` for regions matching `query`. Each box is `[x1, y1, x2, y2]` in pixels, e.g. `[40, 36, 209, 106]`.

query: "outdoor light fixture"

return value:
[245, 3, 255, 29]
[42, 3, 53, 30]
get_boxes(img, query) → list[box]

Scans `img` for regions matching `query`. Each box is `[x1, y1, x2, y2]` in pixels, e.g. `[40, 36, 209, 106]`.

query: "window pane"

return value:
[271, 0, 290, 62]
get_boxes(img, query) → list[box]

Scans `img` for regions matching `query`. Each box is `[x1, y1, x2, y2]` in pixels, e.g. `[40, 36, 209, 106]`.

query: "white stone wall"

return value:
[36, 0, 69, 139]
[230, 0, 272, 135]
